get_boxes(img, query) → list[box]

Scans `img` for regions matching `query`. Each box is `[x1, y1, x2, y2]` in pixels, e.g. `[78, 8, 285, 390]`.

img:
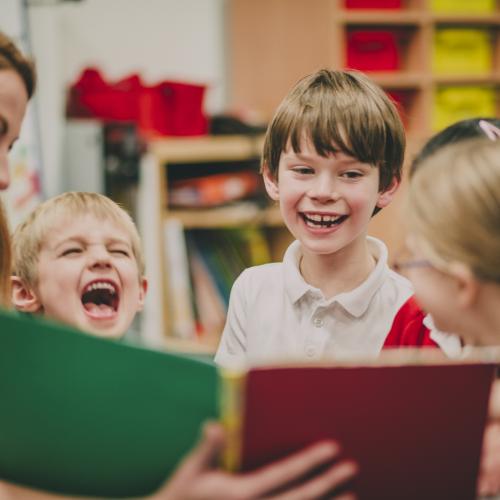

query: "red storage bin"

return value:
[345, 0, 402, 8]
[386, 90, 411, 127]
[138, 81, 208, 137]
[346, 31, 400, 71]
[67, 68, 208, 137]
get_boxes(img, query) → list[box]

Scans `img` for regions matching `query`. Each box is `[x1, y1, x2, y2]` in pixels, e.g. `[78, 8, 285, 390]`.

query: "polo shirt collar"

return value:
[283, 237, 389, 318]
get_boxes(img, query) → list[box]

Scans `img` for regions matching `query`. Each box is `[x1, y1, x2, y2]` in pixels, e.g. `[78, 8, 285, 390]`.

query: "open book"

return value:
[221, 354, 497, 500]
[0, 309, 495, 499]
[0, 310, 218, 497]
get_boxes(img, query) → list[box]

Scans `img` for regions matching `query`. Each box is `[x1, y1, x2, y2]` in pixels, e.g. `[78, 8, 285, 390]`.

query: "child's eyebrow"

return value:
[106, 238, 132, 247]
[51, 236, 83, 251]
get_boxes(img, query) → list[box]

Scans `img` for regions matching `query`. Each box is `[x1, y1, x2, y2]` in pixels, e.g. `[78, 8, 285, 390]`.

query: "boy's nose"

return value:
[88, 247, 112, 268]
[308, 176, 339, 202]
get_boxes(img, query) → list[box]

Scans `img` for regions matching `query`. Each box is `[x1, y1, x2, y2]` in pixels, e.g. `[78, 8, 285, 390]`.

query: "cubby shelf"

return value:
[146, 0, 500, 351]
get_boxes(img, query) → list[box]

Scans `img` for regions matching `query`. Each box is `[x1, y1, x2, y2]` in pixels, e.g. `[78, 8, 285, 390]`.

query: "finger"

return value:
[239, 441, 342, 497]
[180, 421, 225, 473]
[152, 422, 226, 499]
[488, 380, 500, 419]
[268, 461, 358, 500]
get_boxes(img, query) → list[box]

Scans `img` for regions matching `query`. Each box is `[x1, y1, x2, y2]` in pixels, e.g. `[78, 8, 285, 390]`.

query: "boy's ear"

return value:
[262, 163, 280, 201]
[376, 176, 400, 209]
[136, 277, 148, 312]
[11, 276, 43, 313]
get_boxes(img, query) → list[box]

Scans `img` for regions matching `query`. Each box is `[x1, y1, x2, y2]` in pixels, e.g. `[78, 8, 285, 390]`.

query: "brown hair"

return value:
[0, 31, 36, 306]
[0, 31, 36, 98]
[262, 69, 405, 198]
[0, 205, 11, 307]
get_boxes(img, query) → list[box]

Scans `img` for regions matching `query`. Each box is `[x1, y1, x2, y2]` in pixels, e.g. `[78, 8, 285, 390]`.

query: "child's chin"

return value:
[79, 315, 124, 339]
[85, 325, 125, 339]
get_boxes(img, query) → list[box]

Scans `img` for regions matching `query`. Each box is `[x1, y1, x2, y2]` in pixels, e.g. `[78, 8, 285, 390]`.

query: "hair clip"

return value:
[479, 120, 500, 141]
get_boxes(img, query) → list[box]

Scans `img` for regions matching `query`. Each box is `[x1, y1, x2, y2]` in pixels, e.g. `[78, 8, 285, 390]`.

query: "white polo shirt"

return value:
[215, 237, 414, 368]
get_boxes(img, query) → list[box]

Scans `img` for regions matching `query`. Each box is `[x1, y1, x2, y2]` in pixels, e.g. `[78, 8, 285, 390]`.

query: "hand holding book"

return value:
[152, 422, 358, 500]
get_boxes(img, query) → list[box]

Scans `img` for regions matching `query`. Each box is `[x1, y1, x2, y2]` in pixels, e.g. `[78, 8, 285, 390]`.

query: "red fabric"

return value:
[383, 295, 438, 348]
[66, 68, 208, 137]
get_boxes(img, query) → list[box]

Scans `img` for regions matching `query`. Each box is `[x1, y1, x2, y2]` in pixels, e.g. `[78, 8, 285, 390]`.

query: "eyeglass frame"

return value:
[392, 258, 433, 274]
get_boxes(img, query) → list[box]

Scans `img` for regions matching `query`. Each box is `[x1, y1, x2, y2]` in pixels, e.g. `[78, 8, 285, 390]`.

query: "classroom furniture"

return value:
[143, 0, 500, 351]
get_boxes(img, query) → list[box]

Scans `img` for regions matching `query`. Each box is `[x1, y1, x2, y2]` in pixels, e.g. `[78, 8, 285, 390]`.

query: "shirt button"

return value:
[313, 317, 324, 328]
[306, 346, 316, 357]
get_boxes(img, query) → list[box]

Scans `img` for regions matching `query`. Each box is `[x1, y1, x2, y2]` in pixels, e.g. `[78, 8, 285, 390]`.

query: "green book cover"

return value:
[0, 309, 218, 498]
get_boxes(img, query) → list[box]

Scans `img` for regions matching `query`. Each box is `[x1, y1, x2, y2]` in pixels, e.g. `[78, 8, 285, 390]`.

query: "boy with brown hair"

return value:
[7, 191, 356, 500]
[216, 68, 437, 367]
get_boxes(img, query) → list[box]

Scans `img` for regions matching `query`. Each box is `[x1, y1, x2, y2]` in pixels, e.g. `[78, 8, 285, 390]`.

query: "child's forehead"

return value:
[283, 134, 360, 163]
[41, 212, 132, 246]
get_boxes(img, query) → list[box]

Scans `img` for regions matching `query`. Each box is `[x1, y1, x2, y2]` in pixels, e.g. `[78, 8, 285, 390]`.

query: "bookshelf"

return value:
[144, 134, 291, 352]
[144, 132, 414, 352]
[228, 0, 500, 141]
[144, 0, 500, 351]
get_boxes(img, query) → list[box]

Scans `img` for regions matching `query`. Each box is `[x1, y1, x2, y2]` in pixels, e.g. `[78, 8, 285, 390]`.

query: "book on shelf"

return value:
[187, 239, 227, 336]
[168, 170, 262, 208]
[163, 218, 196, 339]
[184, 228, 272, 335]
[4, 308, 494, 499]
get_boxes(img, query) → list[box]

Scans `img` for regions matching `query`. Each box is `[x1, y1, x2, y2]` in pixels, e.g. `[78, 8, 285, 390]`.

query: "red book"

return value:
[221, 357, 496, 499]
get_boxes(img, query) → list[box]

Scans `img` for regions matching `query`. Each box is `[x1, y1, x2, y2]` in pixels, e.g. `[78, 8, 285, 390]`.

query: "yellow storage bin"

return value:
[433, 86, 496, 131]
[431, 0, 496, 13]
[433, 28, 492, 75]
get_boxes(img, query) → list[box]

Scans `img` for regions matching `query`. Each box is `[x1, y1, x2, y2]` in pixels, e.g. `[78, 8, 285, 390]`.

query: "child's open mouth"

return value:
[301, 213, 348, 228]
[81, 280, 119, 318]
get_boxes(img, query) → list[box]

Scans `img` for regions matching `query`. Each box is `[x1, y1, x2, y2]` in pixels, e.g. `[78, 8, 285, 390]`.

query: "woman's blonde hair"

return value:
[0, 31, 37, 306]
[407, 138, 500, 282]
[12, 192, 145, 288]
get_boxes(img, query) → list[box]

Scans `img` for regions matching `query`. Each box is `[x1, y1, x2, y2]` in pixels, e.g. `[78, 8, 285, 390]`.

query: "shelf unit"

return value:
[145, 134, 293, 351]
[228, 0, 500, 140]
[144, 1, 500, 351]
[144, 133, 414, 351]
[227, 0, 500, 281]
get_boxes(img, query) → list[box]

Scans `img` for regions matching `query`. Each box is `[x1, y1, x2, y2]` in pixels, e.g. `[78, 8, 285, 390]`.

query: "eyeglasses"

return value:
[392, 245, 433, 275]
[392, 258, 432, 274]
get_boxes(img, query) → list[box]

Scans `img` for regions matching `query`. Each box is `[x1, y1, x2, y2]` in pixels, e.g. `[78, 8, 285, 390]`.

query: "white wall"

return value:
[27, 0, 227, 197]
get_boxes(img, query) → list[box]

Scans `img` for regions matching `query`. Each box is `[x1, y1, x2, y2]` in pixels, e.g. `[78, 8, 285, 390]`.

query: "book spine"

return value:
[219, 368, 246, 472]
[163, 218, 196, 338]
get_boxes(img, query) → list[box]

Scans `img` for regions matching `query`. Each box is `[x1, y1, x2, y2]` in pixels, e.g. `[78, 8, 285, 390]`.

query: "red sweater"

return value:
[383, 295, 438, 348]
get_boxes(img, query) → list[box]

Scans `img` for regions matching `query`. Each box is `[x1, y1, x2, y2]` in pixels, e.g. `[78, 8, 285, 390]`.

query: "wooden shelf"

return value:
[368, 71, 430, 88]
[432, 74, 500, 85]
[149, 134, 264, 164]
[339, 10, 424, 26]
[431, 13, 500, 26]
[166, 204, 282, 229]
[146, 133, 282, 346]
